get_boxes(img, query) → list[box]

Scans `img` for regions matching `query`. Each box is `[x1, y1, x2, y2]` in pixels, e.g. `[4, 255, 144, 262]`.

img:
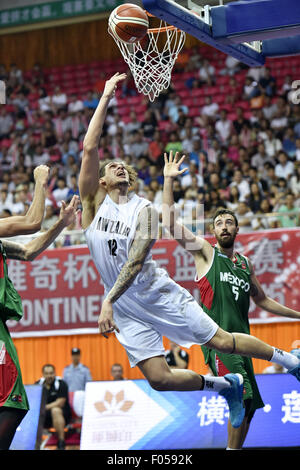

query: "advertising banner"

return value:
[80, 375, 300, 449]
[7, 228, 300, 338]
[0, 0, 122, 28]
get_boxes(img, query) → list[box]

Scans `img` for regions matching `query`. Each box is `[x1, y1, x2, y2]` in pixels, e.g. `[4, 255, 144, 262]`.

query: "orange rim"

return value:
[145, 10, 182, 33]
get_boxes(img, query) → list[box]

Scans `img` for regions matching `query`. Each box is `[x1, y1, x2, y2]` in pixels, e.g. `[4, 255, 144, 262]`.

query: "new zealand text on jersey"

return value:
[96, 217, 131, 237]
[220, 272, 250, 292]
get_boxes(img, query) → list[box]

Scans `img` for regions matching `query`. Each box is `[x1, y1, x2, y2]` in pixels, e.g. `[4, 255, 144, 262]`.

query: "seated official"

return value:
[36, 364, 71, 450]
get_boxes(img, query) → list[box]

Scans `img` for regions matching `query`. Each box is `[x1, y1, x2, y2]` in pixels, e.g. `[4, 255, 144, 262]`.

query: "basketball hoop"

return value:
[108, 14, 186, 102]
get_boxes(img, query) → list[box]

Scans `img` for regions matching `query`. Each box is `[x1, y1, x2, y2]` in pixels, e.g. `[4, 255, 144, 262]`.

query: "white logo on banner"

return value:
[80, 381, 169, 450]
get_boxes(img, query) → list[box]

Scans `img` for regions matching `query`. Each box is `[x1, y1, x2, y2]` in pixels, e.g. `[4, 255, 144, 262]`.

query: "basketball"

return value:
[108, 3, 149, 44]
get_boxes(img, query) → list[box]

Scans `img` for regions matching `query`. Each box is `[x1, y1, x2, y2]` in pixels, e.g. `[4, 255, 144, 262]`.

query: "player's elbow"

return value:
[82, 139, 96, 155]
[11, 219, 41, 236]
[254, 294, 268, 308]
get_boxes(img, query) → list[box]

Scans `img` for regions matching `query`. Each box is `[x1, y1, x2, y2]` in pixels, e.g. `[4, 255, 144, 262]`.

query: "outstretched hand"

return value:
[103, 72, 127, 99]
[163, 151, 188, 179]
[59, 195, 80, 227]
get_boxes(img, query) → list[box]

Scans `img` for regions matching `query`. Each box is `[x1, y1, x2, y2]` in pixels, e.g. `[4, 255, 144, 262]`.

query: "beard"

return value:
[216, 232, 236, 248]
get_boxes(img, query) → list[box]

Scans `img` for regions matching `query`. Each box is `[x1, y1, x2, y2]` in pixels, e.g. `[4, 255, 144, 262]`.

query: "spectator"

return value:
[188, 138, 203, 167]
[12, 92, 28, 112]
[270, 110, 289, 136]
[251, 142, 274, 173]
[110, 363, 125, 381]
[164, 131, 183, 155]
[252, 198, 278, 230]
[165, 341, 189, 369]
[168, 96, 188, 124]
[230, 169, 250, 202]
[258, 67, 276, 97]
[201, 96, 219, 120]
[36, 364, 72, 450]
[83, 91, 99, 110]
[235, 201, 254, 233]
[123, 111, 141, 141]
[128, 130, 149, 160]
[67, 94, 84, 114]
[198, 58, 215, 85]
[262, 128, 283, 158]
[144, 165, 164, 187]
[215, 109, 233, 144]
[226, 185, 240, 212]
[53, 108, 72, 139]
[51, 86, 67, 111]
[233, 107, 250, 134]
[0, 188, 13, 213]
[66, 174, 79, 201]
[247, 182, 264, 213]
[11, 184, 30, 215]
[282, 127, 297, 158]
[41, 204, 58, 231]
[0, 108, 13, 139]
[52, 177, 70, 206]
[243, 76, 257, 100]
[172, 179, 185, 203]
[278, 192, 300, 227]
[262, 95, 277, 120]
[141, 109, 157, 139]
[181, 161, 203, 189]
[63, 348, 92, 392]
[32, 144, 50, 166]
[148, 130, 164, 163]
[289, 164, 300, 196]
[275, 151, 295, 179]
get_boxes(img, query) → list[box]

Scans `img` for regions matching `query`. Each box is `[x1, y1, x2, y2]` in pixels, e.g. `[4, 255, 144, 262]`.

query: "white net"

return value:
[109, 20, 186, 102]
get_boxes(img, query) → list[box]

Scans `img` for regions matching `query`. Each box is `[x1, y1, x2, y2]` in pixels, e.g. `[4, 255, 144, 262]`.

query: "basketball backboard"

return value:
[141, 0, 300, 66]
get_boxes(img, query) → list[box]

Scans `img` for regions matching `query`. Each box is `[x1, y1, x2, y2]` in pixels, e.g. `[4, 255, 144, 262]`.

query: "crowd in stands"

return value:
[0, 45, 300, 246]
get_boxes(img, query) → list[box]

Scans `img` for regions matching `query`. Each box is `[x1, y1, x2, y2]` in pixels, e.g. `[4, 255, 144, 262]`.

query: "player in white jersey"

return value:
[79, 73, 300, 431]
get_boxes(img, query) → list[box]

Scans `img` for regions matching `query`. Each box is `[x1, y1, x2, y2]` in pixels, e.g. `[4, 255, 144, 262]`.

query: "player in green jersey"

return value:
[0, 164, 79, 449]
[162, 151, 300, 450]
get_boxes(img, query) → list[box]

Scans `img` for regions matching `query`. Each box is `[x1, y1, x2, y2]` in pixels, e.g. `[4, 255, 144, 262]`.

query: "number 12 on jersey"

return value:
[108, 239, 117, 256]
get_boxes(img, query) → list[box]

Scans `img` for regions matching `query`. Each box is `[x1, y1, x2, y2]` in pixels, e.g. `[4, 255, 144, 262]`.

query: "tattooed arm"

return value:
[1, 196, 79, 262]
[98, 205, 158, 336]
[249, 258, 300, 319]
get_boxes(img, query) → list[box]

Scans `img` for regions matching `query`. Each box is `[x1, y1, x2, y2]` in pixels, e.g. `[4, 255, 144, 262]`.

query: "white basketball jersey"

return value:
[84, 193, 158, 291]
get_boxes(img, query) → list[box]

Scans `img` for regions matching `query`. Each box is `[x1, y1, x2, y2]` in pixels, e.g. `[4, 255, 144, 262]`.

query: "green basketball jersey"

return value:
[197, 245, 251, 335]
[197, 245, 264, 411]
[0, 242, 29, 411]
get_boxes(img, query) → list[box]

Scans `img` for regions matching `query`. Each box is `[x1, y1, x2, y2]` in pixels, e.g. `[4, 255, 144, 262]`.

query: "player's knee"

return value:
[148, 372, 172, 391]
[50, 406, 63, 418]
[208, 329, 234, 354]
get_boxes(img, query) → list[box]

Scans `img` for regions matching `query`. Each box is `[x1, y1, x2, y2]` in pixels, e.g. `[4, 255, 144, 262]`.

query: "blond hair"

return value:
[99, 159, 137, 187]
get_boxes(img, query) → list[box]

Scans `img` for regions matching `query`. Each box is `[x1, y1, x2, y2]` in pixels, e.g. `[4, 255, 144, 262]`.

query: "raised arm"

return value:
[0, 165, 49, 237]
[98, 205, 158, 336]
[2, 195, 79, 261]
[162, 151, 212, 257]
[79, 73, 127, 228]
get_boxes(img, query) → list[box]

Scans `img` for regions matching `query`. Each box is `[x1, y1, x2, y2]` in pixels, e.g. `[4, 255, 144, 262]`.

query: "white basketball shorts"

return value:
[109, 269, 218, 367]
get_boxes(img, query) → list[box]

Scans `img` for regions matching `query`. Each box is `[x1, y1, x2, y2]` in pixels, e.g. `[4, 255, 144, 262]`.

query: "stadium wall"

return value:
[0, 16, 199, 71]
